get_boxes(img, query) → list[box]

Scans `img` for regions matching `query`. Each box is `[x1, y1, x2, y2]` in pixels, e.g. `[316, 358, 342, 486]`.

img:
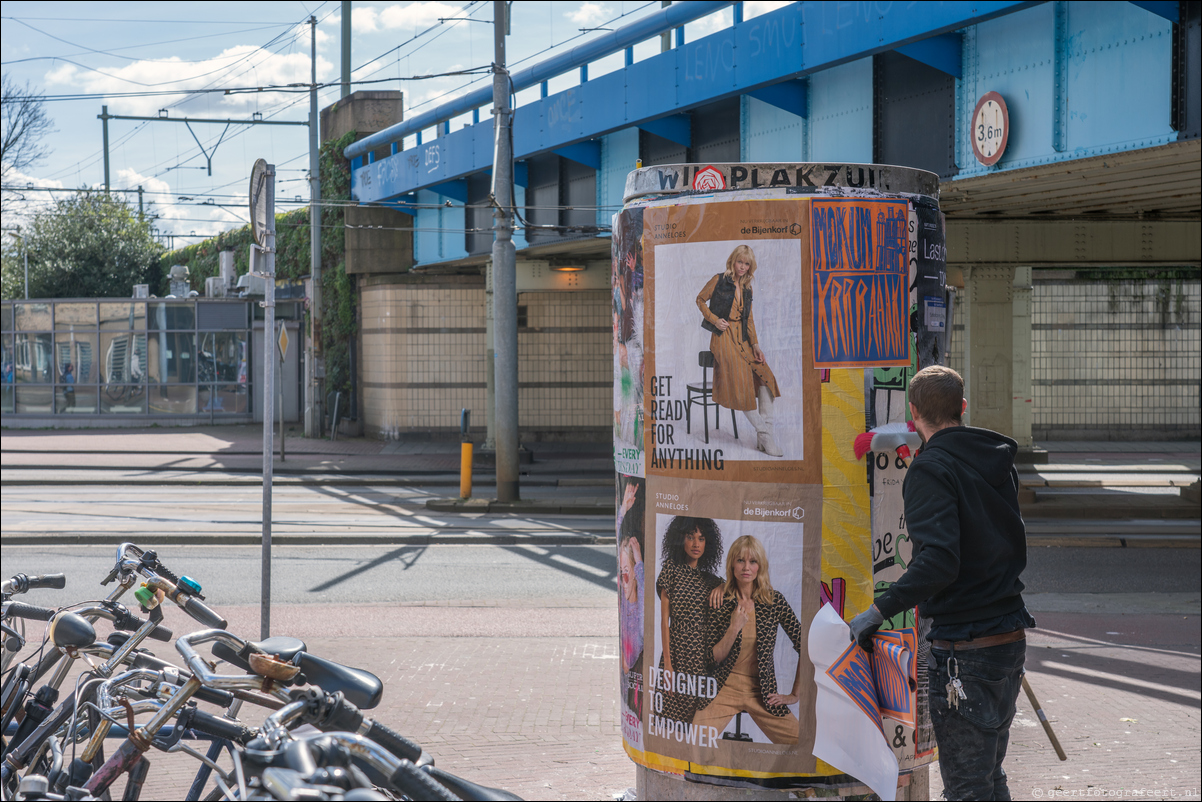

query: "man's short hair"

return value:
[909, 366, 964, 425]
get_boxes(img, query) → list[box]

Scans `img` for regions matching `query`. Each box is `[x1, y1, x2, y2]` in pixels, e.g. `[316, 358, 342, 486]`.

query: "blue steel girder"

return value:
[351, 0, 1037, 203]
[427, 179, 468, 203]
[747, 78, 808, 116]
[638, 114, 692, 146]
[1128, 1, 1179, 23]
[553, 140, 602, 169]
[896, 33, 963, 78]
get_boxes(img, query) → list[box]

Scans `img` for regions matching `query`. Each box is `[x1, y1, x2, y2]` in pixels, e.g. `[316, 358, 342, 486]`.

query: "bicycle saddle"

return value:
[293, 652, 383, 710]
[213, 636, 308, 672]
[422, 765, 524, 801]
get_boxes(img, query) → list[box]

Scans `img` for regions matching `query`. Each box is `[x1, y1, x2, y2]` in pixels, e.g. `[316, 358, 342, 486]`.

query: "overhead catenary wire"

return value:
[3, 185, 626, 211]
[34, 8, 330, 182]
[402, 0, 656, 118]
[10, 3, 650, 241]
[0, 25, 298, 66]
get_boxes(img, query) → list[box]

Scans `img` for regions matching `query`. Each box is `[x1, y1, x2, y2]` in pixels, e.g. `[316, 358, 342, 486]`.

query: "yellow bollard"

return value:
[460, 441, 473, 498]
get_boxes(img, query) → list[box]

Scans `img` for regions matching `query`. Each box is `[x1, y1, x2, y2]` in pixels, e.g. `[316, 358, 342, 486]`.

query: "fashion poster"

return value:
[639, 476, 822, 775]
[642, 200, 821, 486]
[613, 208, 646, 477]
[617, 474, 647, 752]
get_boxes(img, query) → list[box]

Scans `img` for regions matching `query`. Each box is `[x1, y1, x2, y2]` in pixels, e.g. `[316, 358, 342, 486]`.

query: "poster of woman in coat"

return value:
[638, 199, 821, 486]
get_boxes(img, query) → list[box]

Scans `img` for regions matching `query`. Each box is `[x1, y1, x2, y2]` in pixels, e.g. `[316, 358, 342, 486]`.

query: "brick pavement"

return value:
[31, 601, 1179, 801]
[931, 613, 1201, 802]
[128, 601, 630, 801]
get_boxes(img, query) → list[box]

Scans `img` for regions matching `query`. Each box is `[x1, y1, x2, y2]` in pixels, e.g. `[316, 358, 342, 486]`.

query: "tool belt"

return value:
[931, 628, 1025, 652]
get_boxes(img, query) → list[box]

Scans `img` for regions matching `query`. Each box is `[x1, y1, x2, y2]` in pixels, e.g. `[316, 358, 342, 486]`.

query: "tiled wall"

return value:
[945, 278, 1200, 439]
[1029, 278, 1200, 439]
[360, 282, 610, 440]
[517, 290, 611, 436]
[360, 280, 487, 438]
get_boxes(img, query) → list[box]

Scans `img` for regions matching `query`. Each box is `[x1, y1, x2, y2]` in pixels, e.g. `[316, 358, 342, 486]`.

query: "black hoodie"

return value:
[875, 426, 1027, 627]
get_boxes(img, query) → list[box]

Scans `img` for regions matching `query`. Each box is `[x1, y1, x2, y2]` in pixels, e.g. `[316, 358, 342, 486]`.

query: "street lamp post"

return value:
[6, 231, 28, 299]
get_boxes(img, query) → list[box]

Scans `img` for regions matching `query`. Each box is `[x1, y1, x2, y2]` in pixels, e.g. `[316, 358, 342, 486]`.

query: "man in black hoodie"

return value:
[848, 365, 1035, 801]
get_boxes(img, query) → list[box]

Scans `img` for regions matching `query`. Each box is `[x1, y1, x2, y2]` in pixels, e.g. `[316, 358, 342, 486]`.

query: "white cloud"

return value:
[43, 39, 333, 118]
[1, 167, 64, 191]
[113, 167, 246, 238]
[379, 2, 468, 30]
[691, 7, 733, 35]
[566, 3, 612, 27]
[0, 168, 65, 228]
[352, 6, 382, 33]
[744, 1, 794, 20]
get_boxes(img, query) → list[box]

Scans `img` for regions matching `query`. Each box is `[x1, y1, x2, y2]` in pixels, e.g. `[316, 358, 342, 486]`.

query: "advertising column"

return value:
[613, 163, 946, 796]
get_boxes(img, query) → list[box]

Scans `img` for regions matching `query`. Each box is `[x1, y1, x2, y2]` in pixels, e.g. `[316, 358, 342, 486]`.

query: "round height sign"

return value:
[971, 92, 1009, 166]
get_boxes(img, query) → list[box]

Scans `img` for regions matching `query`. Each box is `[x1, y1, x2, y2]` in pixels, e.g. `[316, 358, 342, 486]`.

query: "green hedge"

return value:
[160, 131, 356, 403]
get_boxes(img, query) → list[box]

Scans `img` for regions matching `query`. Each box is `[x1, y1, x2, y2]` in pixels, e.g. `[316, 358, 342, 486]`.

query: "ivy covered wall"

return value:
[159, 131, 357, 402]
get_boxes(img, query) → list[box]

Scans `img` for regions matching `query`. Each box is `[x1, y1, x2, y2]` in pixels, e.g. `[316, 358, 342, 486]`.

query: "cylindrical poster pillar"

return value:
[612, 163, 947, 799]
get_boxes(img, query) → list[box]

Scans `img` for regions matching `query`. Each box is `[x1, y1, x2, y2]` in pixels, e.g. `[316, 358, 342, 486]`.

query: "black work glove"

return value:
[848, 605, 884, 652]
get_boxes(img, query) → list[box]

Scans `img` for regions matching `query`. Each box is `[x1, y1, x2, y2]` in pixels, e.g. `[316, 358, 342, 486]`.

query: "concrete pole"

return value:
[138, 185, 144, 220]
[341, 1, 352, 99]
[101, 106, 110, 194]
[492, 0, 519, 502]
[261, 164, 277, 641]
[23, 238, 28, 300]
[307, 16, 325, 438]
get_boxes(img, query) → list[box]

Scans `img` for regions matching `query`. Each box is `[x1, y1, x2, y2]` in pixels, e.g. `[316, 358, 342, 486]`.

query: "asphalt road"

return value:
[3, 481, 1198, 615]
[0, 543, 620, 607]
[3, 541, 1198, 610]
[0, 482, 613, 538]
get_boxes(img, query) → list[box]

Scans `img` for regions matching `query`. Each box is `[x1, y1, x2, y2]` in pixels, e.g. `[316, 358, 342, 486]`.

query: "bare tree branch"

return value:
[1, 74, 55, 183]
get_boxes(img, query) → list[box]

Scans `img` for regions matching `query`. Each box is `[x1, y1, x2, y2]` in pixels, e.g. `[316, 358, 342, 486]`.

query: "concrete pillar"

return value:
[961, 265, 1015, 436]
[1011, 267, 1033, 450]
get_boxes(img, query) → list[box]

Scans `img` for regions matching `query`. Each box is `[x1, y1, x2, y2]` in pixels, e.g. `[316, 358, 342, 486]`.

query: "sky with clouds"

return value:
[2, 1, 788, 244]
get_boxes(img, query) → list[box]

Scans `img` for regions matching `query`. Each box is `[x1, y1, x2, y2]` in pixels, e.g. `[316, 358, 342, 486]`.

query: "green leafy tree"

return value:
[1, 236, 25, 299]
[20, 191, 163, 299]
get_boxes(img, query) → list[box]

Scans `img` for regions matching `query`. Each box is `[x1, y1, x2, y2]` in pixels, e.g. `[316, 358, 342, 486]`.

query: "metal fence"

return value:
[947, 275, 1201, 440]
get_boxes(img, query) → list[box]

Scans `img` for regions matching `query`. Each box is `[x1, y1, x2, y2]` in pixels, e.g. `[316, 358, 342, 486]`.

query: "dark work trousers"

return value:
[928, 639, 1026, 801]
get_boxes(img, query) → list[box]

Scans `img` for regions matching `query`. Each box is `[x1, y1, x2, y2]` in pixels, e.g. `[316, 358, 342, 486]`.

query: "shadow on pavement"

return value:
[500, 544, 617, 591]
[307, 545, 429, 593]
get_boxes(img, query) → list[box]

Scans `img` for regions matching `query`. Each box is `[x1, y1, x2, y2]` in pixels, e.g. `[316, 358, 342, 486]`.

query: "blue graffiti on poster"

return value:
[811, 198, 911, 368]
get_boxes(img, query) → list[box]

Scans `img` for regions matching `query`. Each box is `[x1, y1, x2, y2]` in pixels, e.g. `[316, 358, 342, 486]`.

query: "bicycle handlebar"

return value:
[66, 604, 174, 643]
[108, 544, 226, 629]
[182, 597, 227, 630]
[2, 573, 67, 596]
[30, 573, 67, 590]
[3, 601, 57, 622]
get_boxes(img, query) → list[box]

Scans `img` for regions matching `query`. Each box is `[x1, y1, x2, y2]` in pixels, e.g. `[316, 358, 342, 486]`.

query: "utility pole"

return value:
[307, 15, 325, 438]
[100, 105, 111, 193]
[137, 185, 144, 220]
[6, 230, 28, 299]
[341, 1, 352, 99]
[492, 0, 519, 502]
